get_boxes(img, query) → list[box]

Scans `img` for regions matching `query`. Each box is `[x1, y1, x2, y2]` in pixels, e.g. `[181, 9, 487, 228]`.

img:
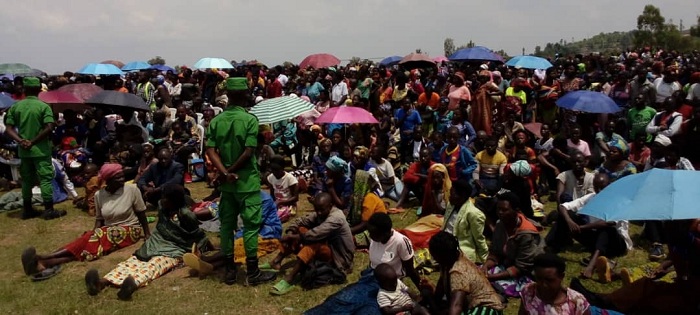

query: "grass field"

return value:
[0, 182, 649, 314]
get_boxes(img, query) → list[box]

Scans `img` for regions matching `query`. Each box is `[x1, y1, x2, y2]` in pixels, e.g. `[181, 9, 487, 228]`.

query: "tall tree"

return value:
[444, 38, 456, 57]
[147, 56, 166, 65]
[635, 5, 665, 46]
[691, 15, 700, 38]
[534, 46, 543, 56]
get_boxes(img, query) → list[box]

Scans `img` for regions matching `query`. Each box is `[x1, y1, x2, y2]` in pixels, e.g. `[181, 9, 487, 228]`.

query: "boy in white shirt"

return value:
[375, 263, 429, 315]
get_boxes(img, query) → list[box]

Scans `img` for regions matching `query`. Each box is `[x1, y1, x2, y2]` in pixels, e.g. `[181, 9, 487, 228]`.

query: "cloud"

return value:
[1, 0, 697, 73]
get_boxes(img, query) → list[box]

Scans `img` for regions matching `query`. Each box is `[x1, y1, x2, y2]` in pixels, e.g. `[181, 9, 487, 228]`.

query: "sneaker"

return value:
[649, 243, 666, 261]
[41, 210, 67, 220]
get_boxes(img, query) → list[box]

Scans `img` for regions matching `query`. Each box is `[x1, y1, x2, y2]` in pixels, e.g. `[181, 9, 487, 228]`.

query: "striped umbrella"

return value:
[249, 96, 315, 124]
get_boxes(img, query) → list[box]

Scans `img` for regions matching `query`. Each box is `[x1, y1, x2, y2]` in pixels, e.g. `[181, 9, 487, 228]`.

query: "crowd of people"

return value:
[2, 47, 700, 314]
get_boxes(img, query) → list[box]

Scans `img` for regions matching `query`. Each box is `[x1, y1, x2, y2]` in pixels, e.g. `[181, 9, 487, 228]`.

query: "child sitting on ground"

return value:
[266, 155, 299, 222]
[74, 164, 100, 216]
[375, 263, 429, 315]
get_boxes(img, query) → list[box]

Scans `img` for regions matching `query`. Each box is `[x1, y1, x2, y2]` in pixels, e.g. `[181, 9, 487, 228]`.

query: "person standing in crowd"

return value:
[205, 77, 276, 286]
[4, 77, 65, 220]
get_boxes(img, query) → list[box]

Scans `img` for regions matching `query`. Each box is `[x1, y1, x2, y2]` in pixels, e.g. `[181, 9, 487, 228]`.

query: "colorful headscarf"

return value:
[325, 156, 349, 175]
[608, 138, 630, 158]
[99, 163, 123, 184]
[422, 163, 452, 217]
[353, 146, 369, 160]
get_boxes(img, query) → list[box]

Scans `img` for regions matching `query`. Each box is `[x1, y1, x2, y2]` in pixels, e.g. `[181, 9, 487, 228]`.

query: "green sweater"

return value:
[442, 199, 489, 263]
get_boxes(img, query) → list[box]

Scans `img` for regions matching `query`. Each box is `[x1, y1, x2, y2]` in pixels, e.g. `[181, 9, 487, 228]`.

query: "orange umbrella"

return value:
[399, 53, 435, 69]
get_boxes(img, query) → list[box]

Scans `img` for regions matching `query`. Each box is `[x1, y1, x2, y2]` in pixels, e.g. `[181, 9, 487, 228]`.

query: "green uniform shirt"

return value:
[5, 96, 54, 158]
[206, 106, 260, 193]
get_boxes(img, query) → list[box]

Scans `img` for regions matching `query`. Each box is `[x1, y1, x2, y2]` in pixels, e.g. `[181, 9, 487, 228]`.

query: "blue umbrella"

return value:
[580, 169, 700, 221]
[77, 63, 123, 75]
[121, 61, 151, 71]
[448, 46, 504, 62]
[0, 92, 16, 109]
[506, 55, 553, 69]
[379, 55, 402, 67]
[193, 58, 234, 69]
[555, 90, 621, 113]
[149, 64, 175, 72]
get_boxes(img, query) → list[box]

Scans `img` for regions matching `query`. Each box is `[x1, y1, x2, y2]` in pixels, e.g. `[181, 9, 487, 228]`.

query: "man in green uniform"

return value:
[4, 77, 66, 220]
[205, 77, 276, 286]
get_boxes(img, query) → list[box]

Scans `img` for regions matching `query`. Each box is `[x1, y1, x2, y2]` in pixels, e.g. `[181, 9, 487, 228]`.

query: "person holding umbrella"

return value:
[4, 77, 65, 220]
[205, 77, 276, 286]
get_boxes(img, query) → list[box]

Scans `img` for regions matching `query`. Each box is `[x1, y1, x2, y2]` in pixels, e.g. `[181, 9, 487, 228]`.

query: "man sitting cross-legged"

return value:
[265, 192, 355, 295]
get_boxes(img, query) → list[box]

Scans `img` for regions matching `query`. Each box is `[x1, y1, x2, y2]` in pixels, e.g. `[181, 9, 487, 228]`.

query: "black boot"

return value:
[21, 200, 40, 220]
[41, 202, 66, 220]
[222, 256, 237, 285]
[246, 257, 276, 286]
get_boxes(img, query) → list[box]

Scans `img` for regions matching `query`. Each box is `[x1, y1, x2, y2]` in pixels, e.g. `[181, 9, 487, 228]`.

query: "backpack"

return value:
[299, 260, 347, 290]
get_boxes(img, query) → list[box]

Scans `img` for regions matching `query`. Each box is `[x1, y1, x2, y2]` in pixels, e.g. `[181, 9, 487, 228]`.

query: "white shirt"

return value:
[377, 279, 413, 309]
[331, 82, 348, 104]
[369, 230, 414, 277]
[561, 193, 633, 251]
[556, 171, 595, 200]
[267, 172, 298, 200]
[687, 83, 700, 102]
[653, 78, 681, 103]
[370, 158, 399, 188]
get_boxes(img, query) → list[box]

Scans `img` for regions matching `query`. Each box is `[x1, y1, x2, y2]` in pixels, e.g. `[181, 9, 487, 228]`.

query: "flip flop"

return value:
[31, 265, 61, 282]
[85, 269, 101, 296]
[21, 247, 39, 276]
[270, 279, 295, 296]
[258, 262, 279, 271]
[183, 253, 213, 277]
[595, 256, 612, 283]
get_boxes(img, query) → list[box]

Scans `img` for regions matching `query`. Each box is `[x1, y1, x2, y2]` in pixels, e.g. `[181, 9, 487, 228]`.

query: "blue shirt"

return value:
[394, 108, 422, 133]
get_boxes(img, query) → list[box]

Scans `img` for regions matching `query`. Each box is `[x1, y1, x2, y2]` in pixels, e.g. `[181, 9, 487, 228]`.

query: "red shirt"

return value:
[266, 79, 283, 99]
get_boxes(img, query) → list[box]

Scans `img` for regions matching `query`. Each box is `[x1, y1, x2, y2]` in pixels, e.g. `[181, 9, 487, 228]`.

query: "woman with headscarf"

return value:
[20, 164, 151, 281]
[472, 69, 501, 134]
[447, 72, 471, 110]
[421, 163, 451, 217]
[84, 184, 209, 300]
[596, 138, 637, 182]
[321, 156, 354, 212]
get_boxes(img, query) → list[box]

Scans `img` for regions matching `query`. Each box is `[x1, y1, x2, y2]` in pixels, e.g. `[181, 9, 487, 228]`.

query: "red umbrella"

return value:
[39, 91, 92, 113]
[299, 53, 340, 69]
[399, 53, 435, 70]
[58, 84, 103, 102]
[100, 60, 125, 69]
[315, 106, 378, 124]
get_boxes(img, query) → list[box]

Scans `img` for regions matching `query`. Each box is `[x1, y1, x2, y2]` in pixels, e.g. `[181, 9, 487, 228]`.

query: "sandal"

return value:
[21, 247, 39, 276]
[270, 279, 295, 296]
[31, 265, 61, 282]
[259, 262, 280, 271]
[595, 256, 612, 283]
[183, 253, 214, 277]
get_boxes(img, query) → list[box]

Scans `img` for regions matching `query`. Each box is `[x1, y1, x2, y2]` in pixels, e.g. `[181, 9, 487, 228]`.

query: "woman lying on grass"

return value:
[84, 184, 210, 300]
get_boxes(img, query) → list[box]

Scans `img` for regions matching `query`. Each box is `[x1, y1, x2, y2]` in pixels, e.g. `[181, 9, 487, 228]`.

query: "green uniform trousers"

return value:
[19, 156, 53, 203]
[219, 191, 262, 259]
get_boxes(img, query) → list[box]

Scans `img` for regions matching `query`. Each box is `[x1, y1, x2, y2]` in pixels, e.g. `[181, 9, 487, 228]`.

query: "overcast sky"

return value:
[2, 0, 698, 74]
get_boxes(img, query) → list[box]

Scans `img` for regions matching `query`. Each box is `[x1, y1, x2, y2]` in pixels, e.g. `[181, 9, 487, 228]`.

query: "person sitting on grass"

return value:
[348, 170, 387, 248]
[424, 231, 505, 315]
[375, 263, 430, 315]
[267, 155, 299, 222]
[481, 191, 543, 297]
[392, 148, 434, 212]
[519, 253, 592, 315]
[84, 184, 209, 301]
[439, 126, 477, 183]
[137, 147, 185, 206]
[442, 179, 489, 264]
[474, 137, 508, 194]
[73, 163, 100, 216]
[21, 163, 150, 282]
[545, 173, 632, 283]
[267, 193, 355, 295]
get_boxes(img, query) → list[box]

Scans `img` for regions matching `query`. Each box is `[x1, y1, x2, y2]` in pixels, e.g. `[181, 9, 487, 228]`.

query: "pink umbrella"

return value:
[39, 91, 92, 113]
[39, 91, 92, 112]
[58, 84, 104, 102]
[432, 56, 449, 63]
[315, 106, 378, 124]
[399, 53, 435, 70]
[299, 53, 340, 69]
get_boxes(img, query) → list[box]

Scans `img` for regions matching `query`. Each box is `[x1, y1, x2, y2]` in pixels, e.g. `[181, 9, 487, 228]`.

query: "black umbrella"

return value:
[86, 91, 149, 111]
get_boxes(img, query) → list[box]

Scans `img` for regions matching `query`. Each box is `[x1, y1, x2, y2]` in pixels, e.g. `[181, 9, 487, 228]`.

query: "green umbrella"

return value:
[249, 96, 315, 124]
[0, 63, 33, 75]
